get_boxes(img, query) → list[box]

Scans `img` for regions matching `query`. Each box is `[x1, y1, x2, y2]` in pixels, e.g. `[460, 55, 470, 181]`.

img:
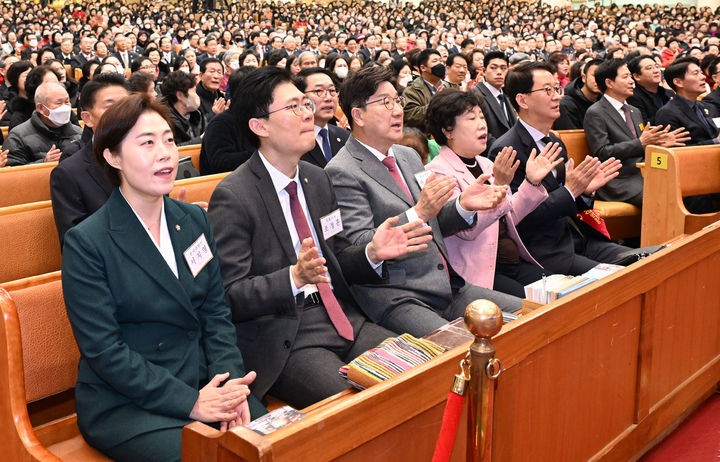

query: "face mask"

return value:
[29, 39, 38, 48]
[431, 64, 446, 78]
[335, 66, 348, 79]
[43, 103, 71, 125]
[185, 92, 201, 112]
[115, 65, 124, 74]
[229, 60, 239, 70]
[179, 66, 190, 73]
[399, 75, 413, 87]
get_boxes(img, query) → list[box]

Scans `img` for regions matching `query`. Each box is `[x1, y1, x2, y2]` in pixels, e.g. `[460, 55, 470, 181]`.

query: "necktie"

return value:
[122, 52, 128, 67]
[319, 127, 332, 162]
[540, 136, 565, 184]
[621, 104, 638, 137]
[498, 93, 510, 125]
[285, 181, 354, 341]
[693, 104, 716, 138]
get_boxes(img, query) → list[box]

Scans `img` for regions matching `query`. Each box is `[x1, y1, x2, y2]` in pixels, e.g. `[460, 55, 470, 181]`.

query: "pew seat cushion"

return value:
[595, 201, 640, 218]
[47, 435, 112, 461]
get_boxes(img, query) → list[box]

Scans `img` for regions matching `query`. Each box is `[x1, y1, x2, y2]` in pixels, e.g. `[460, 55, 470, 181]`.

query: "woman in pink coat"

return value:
[425, 89, 563, 297]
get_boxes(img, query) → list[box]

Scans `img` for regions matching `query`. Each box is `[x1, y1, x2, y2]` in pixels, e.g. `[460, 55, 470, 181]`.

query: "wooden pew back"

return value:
[0, 162, 57, 207]
[641, 145, 720, 245]
[552, 128, 588, 166]
[169, 172, 230, 204]
[178, 144, 201, 171]
[0, 201, 62, 284]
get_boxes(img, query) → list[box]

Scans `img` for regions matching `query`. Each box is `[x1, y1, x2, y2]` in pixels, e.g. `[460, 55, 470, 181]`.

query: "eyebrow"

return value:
[135, 129, 173, 138]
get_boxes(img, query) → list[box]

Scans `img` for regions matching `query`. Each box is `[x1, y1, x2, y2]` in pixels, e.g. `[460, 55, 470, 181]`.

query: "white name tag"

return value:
[713, 117, 720, 128]
[183, 234, 213, 277]
[320, 209, 343, 240]
[415, 170, 433, 189]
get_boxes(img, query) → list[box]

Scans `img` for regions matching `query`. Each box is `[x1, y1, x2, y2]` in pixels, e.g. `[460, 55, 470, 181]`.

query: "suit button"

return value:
[157, 342, 165, 351]
[283, 340, 292, 349]
[437, 263, 444, 270]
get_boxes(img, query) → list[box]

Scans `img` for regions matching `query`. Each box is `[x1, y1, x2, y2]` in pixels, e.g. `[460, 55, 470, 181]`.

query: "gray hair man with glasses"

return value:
[207, 67, 431, 408]
[326, 65, 523, 338]
[296, 67, 350, 167]
[489, 61, 630, 276]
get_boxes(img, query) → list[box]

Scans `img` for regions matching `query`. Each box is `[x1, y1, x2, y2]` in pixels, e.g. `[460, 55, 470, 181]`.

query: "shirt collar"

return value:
[258, 150, 300, 195]
[355, 138, 396, 162]
[518, 117, 547, 143]
[604, 94, 625, 111]
[313, 123, 329, 138]
[675, 93, 698, 108]
[483, 81, 502, 98]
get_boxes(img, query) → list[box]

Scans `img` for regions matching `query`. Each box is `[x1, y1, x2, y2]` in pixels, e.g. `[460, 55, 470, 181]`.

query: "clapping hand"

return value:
[584, 157, 622, 194]
[45, 144, 61, 163]
[291, 238, 329, 288]
[564, 156, 601, 198]
[222, 371, 257, 431]
[212, 98, 231, 114]
[190, 372, 252, 425]
[414, 173, 456, 222]
[177, 187, 209, 211]
[525, 142, 564, 185]
[366, 217, 432, 263]
[458, 173, 508, 211]
[492, 146, 520, 186]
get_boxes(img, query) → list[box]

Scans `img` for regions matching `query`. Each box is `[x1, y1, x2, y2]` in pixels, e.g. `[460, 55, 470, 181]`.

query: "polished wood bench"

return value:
[0, 201, 62, 284]
[553, 129, 641, 240]
[0, 162, 58, 207]
[178, 144, 202, 171]
[169, 172, 229, 205]
[641, 144, 720, 246]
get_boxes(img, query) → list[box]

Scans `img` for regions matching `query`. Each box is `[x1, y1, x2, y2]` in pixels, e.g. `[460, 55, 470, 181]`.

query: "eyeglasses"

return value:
[260, 98, 316, 117]
[365, 95, 406, 110]
[305, 87, 338, 98]
[526, 84, 564, 96]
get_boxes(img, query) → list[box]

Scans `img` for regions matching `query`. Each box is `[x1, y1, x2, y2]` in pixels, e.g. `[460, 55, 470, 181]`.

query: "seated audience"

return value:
[489, 61, 630, 275]
[4, 82, 81, 166]
[702, 57, 720, 118]
[207, 67, 430, 408]
[403, 49, 445, 132]
[5, 61, 35, 129]
[426, 89, 562, 297]
[472, 51, 517, 139]
[62, 94, 265, 462]
[197, 58, 228, 124]
[162, 70, 206, 146]
[50, 73, 129, 245]
[553, 59, 602, 130]
[626, 54, 675, 125]
[128, 70, 158, 100]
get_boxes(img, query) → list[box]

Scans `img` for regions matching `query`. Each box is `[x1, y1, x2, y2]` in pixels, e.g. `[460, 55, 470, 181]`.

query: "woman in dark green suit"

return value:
[61, 94, 266, 462]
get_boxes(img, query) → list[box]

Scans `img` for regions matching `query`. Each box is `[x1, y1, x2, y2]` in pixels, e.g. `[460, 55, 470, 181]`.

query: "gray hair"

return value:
[34, 81, 68, 105]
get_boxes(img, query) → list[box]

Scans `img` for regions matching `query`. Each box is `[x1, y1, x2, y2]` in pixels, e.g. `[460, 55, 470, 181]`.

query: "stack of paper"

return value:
[523, 263, 624, 303]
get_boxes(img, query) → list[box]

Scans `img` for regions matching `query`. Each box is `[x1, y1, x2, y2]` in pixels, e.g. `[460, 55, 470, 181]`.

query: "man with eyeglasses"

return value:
[585, 59, 689, 207]
[472, 51, 517, 139]
[626, 54, 675, 124]
[489, 61, 630, 276]
[326, 66, 522, 338]
[208, 66, 431, 409]
[297, 67, 349, 167]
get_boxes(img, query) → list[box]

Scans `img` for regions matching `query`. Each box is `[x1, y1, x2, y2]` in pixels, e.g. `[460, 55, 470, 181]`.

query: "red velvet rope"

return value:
[431, 390, 465, 462]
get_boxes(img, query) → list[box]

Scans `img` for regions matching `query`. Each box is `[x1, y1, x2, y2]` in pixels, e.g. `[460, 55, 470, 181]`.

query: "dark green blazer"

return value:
[62, 188, 260, 451]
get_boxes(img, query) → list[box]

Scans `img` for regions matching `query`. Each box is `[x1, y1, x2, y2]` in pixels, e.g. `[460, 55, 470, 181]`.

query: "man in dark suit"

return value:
[656, 57, 720, 146]
[490, 61, 629, 275]
[50, 74, 129, 246]
[113, 35, 139, 69]
[70, 36, 95, 70]
[296, 68, 349, 167]
[702, 56, 720, 118]
[584, 59, 689, 207]
[208, 67, 431, 409]
[472, 51, 517, 139]
[159, 36, 179, 66]
[327, 66, 521, 337]
[626, 54, 675, 125]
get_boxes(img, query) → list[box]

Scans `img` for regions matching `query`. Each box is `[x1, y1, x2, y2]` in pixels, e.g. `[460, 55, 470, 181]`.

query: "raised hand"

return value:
[414, 173, 456, 222]
[0, 149, 7, 168]
[366, 217, 432, 263]
[659, 126, 691, 147]
[291, 237, 329, 288]
[212, 98, 231, 114]
[585, 157, 622, 194]
[222, 371, 257, 431]
[525, 142, 564, 185]
[190, 372, 251, 424]
[564, 156, 600, 198]
[45, 144, 61, 163]
[458, 173, 508, 211]
[492, 146, 520, 186]
[177, 186, 209, 211]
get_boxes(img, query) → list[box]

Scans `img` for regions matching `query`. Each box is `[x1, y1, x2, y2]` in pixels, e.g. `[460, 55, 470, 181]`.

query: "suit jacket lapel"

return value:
[347, 137, 414, 207]
[165, 198, 196, 297]
[601, 97, 636, 138]
[248, 153, 297, 264]
[306, 142, 327, 166]
[515, 122, 562, 190]
[479, 84, 509, 129]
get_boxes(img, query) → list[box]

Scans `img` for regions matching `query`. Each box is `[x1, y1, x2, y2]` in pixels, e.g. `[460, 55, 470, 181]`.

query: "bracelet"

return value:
[525, 176, 542, 187]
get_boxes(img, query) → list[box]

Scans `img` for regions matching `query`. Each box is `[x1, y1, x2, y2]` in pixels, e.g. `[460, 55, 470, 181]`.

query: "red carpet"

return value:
[639, 393, 720, 462]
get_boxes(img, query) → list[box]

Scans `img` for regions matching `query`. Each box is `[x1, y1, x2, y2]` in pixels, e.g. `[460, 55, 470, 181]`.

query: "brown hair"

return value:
[93, 94, 174, 187]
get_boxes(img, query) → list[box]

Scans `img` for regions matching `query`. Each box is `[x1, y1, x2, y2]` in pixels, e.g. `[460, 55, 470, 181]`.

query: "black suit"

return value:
[655, 95, 720, 146]
[626, 84, 674, 125]
[489, 121, 630, 275]
[70, 53, 92, 70]
[199, 110, 254, 175]
[207, 153, 394, 408]
[701, 87, 720, 118]
[301, 124, 350, 168]
[50, 136, 113, 247]
[114, 50, 139, 69]
[473, 82, 517, 139]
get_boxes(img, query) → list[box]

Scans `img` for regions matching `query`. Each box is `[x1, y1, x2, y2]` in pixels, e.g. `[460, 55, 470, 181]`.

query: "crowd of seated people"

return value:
[1, 0, 720, 459]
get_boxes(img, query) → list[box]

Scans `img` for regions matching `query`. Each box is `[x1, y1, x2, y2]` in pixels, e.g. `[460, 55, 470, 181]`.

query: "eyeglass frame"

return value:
[304, 87, 338, 98]
[524, 84, 564, 97]
[364, 95, 406, 110]
[258, 98, 316, 118]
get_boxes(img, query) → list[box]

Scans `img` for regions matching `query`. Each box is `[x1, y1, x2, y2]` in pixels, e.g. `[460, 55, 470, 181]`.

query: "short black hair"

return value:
[161, 70, 196, 105]
[504, 61, 555, 111]
[340, 65, 394, 129]
[199, 57, 222, 74]
[231, 66, 294, 148]
[296, 67, 337, 92]
[627, 54, 655, 76]
[446, 53, 468, 67]
[79, 72, 129, 110]
[594, 59, 628, 93]
[664, 56, 701, 91]
[6, 60, 34, 89]
[416, 48, 441, 68]
[227, 66, 258, 101]
[426, 89, 484, 145]
[25, 64, 62, 101]
[709, 56, 720, 79]
[483, 50, 509, 69]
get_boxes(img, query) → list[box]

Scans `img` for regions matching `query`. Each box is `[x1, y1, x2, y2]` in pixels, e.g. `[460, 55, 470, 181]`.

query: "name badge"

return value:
[415, 170, 433, 189]
[183, 234, 213, 277]
[713, 117, 720, 128]
[320, 209, 343, 240]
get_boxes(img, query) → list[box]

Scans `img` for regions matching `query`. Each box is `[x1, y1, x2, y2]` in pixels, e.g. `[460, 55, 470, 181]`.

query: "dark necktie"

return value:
[498, 93, 510, 125]
[285, 181, 354, 341]
[541, 136, 565, 184]
[319, 127, 332, 162]
[621, 104, 638, 137]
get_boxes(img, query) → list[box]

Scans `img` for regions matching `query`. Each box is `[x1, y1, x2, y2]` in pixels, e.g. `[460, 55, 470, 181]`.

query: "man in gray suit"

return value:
[584, 59, 688, 207]
[327, 66, 521, 337]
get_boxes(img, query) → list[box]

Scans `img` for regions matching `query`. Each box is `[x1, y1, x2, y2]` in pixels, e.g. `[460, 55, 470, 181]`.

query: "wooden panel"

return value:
[0, 162, 57, 207]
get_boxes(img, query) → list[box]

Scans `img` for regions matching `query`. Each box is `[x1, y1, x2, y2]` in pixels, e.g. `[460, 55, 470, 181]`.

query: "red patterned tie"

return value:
[285, 181, 354, 341]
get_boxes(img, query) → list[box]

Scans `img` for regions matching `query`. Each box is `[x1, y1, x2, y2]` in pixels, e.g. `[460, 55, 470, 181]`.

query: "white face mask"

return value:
[335, 66, 348, 79]
[43, 103, 71, 125]
[399, 75, 412, 87]
[29, 39, 38, 48]
[179, 66, 190, 73]
[115, 65, 125, 75]
[229, 60, 239, 70]
[185, 92, 201, 112]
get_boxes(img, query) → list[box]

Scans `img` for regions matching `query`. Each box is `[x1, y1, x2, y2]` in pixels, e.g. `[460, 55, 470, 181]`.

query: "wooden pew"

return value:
[183, 222, 720, 461]
[178, 144, 202, 171]
[0, 201, 62, 284]
[1, 125, 7, 139]
[0, 161, 57, 207]
[552, 129, 642, 240]
[169, 172, 230, 204]
[0, 271, 111, 461]
[641, 144, 720, 246]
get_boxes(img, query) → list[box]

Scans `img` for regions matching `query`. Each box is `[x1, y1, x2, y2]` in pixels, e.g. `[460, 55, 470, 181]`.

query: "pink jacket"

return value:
[426, 146, 548, 288]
